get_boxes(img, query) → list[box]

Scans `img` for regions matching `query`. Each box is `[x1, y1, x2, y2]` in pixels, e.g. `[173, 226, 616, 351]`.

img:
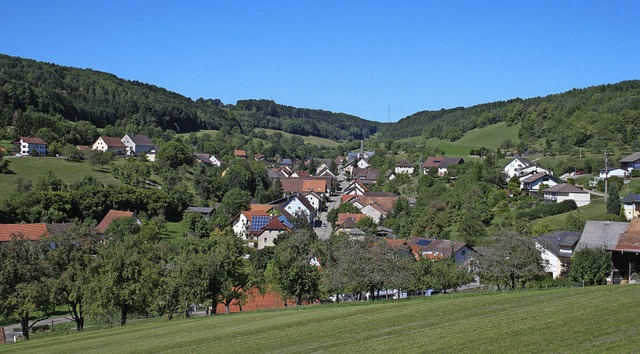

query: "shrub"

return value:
[517, 200, 578, 220]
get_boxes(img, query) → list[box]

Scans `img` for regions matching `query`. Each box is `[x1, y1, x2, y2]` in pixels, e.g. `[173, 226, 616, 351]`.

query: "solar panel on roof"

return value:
[279, 215, 295, 229]
[416, 239, 431, 246]
[251, 216, 270, 231]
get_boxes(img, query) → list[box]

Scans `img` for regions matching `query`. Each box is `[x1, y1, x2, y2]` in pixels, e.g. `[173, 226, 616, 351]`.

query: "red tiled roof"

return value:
[19, 137, 48, 145]
[0, 223, 49, 242]
[98, 136, 126, 148]
[234, 149, 247, 157]
[612, 218, 640, 252]
[336, 213, 367, 227]
[96, 210, 134, 233]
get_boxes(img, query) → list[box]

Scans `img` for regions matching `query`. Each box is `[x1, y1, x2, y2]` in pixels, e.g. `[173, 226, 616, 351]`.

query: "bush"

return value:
[632, 169, 640, 178]
[517, 200, 578, 220]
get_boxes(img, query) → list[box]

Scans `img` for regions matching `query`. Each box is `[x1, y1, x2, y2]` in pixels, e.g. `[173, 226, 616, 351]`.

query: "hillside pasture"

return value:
[4, 285, 640, 353]
[400, 122, 521, 157]
[0, 157, 120, 199]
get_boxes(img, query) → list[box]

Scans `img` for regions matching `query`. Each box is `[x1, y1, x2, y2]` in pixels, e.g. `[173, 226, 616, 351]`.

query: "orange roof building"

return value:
[0, 223, 49, 242]
[96, 210, 137, 234]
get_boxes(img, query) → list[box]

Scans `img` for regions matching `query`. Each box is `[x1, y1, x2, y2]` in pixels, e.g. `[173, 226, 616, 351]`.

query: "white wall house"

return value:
[543, 183, 591, 207]
[535, 231, 581, 279]
[121, 134, 156, 156]
[394, 160, 414, 175]
[622, 194, 640, 220]
[283, 194, 315, 223]
[13, 137, 48, 156]
[598, 168, 629, 179]
[92, 136, 126, 155]
[504, 157, 551, 179]
[356, 158, 370, 169]
[360, 203, 384, 223]
[304, 192, 322, 212]
[520, 172, 558, 192]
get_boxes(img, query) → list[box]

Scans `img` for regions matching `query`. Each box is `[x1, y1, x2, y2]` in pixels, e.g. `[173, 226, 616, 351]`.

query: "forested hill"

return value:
[0, 54, 379, 141]
[380, 80, 640, 152]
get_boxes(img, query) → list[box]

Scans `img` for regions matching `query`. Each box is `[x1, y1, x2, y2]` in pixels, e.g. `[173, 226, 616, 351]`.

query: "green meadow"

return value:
[400, 122, 521, 157]
[0, 157, 121, 199]
[3, 285, 639, 353]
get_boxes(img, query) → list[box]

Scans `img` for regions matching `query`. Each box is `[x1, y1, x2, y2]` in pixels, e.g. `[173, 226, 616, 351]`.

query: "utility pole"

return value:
[604, 149, 609, 202]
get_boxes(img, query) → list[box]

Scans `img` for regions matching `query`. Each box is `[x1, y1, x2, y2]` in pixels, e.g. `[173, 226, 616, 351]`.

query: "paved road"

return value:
[315, 172, 348, 240]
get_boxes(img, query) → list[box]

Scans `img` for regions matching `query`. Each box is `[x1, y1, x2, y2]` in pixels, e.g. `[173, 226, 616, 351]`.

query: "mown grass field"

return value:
[399, 122, 521, 157]
[533, 199, 608, 230]
[0, 157, 121, 199]
[256, 128, 341, 147]
[4, 285, 640, 353]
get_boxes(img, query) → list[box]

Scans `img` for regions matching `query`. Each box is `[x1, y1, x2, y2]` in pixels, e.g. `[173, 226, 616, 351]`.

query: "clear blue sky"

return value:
[1, 1, 639, 122]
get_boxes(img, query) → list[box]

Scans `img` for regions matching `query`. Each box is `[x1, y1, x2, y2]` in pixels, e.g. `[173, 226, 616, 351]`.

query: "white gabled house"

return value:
[535, 231, 581, 279]
[304, 192, 323, 212]
[121, 134, 156, 156]
[520, 172, 558, 192]
[504, 157, 551, 179]
[92, 136, 127, 155]
[282, 193, 316, 223]
[394, 160, 414, 175]
[622, 194, 640, 220]
[543, 183, 591, 207]
[598, 167, 629, 180]
[12, 137, 48, 156]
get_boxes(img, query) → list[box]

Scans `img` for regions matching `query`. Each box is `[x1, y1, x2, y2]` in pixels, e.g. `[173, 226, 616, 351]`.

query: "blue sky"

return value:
[1, 1, 639, 122]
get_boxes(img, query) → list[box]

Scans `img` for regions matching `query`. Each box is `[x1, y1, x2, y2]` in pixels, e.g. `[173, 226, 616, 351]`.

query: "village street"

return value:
[316, 171, 348, 240]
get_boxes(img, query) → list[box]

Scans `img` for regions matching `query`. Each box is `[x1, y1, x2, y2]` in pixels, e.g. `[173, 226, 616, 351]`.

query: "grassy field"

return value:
[0, 157, 121, 199]
[400, 122, 521, 157]
[256, 128, 341, 147]
[4, 285, 640, 353]
[533, 199, 608, 230]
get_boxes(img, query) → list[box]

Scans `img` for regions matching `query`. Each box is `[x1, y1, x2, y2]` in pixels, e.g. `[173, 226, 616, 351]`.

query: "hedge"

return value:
[517, 199, 578, 220]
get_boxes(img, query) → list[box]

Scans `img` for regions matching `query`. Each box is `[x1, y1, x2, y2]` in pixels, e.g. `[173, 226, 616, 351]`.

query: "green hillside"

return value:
[381, 81, 640, 155]
[4, 285, 639, 353]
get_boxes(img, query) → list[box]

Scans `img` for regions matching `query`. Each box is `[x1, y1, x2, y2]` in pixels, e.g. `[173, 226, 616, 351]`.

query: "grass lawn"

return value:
[399, 122, 521, 157]
[533, 199, 608, 230]
[0, 157, 121, 199]
[4, 285, 640, 353]
[164, 221, 185, 242]
[256, 128, 341, 147]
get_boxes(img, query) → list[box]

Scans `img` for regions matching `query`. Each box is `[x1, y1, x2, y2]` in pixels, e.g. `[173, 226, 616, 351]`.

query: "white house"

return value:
[535, 231, 581, 279]
[356, 158, 370, 169]
[121, 134, 156, 156]
[622, 194, 640, 220]
[360, 203, 385, 223]
[304, 192, 323, 212]
[520, 172, 558, 192]
[195, 153, 222, 167]
[12, 137, 48, 156]
[92, 136, 126, 155]
[543, 183, 591, 207]
[282, 193, 316, 223]
[394, 160, 414, 175]
[257, 217, 292, 249]
[504, 157, 551, 179]
[598, 167, 629, 179]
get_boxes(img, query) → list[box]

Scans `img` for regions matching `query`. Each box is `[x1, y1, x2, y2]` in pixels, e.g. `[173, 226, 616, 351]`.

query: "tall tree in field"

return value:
[46, 225, 100, 330]
[267, 229, 321, 305]
[478, 231, 547, 290]
[0, 236, 55, 340]
[88, 218, 164, 326]
[213, 229, 250, 314]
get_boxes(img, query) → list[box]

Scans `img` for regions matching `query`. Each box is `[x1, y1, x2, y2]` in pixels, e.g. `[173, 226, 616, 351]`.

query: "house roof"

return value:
[295, 171, 311, 178]
[18, 137, 48, 145]
[408, 238, 468, 260]
[575, 220, 629, 251]
[336, 213, 368, 227]
[352, 168, 380, 182]
[127, 134, 155, 146]
[536, 231, 582, 258]
[508, 157, 533, 167]
[195, 153, 214, 164]
[186, 206, 214, 214]
[98, 136, 126, 148]
[76, 145, 89, 151]
[261, 216, 291, 232]
[281, 158, 293, 166]
[423, 156, 464, 168]
[621, 194, 640, 203]
[350, 193, 398, 214]
[611, 218, 640, 252]
[0, 223, 49, 242]
[234, 149, 247, 157]
[520, 172, 556, 183]
[543, 183, 587, 194]
[96, 210, 135, 233]
[396, 160, 413, 168]
[620, 152, 640, 163]
[288, 193, 316, 213]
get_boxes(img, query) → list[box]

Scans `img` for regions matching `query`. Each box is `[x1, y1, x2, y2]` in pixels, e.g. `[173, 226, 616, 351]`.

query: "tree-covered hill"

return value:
[379, 80, 640, 153]
[0, 54, 378, 142]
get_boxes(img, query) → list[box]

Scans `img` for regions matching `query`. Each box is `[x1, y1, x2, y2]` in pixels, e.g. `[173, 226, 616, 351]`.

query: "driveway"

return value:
[315, 173, 348, 240]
